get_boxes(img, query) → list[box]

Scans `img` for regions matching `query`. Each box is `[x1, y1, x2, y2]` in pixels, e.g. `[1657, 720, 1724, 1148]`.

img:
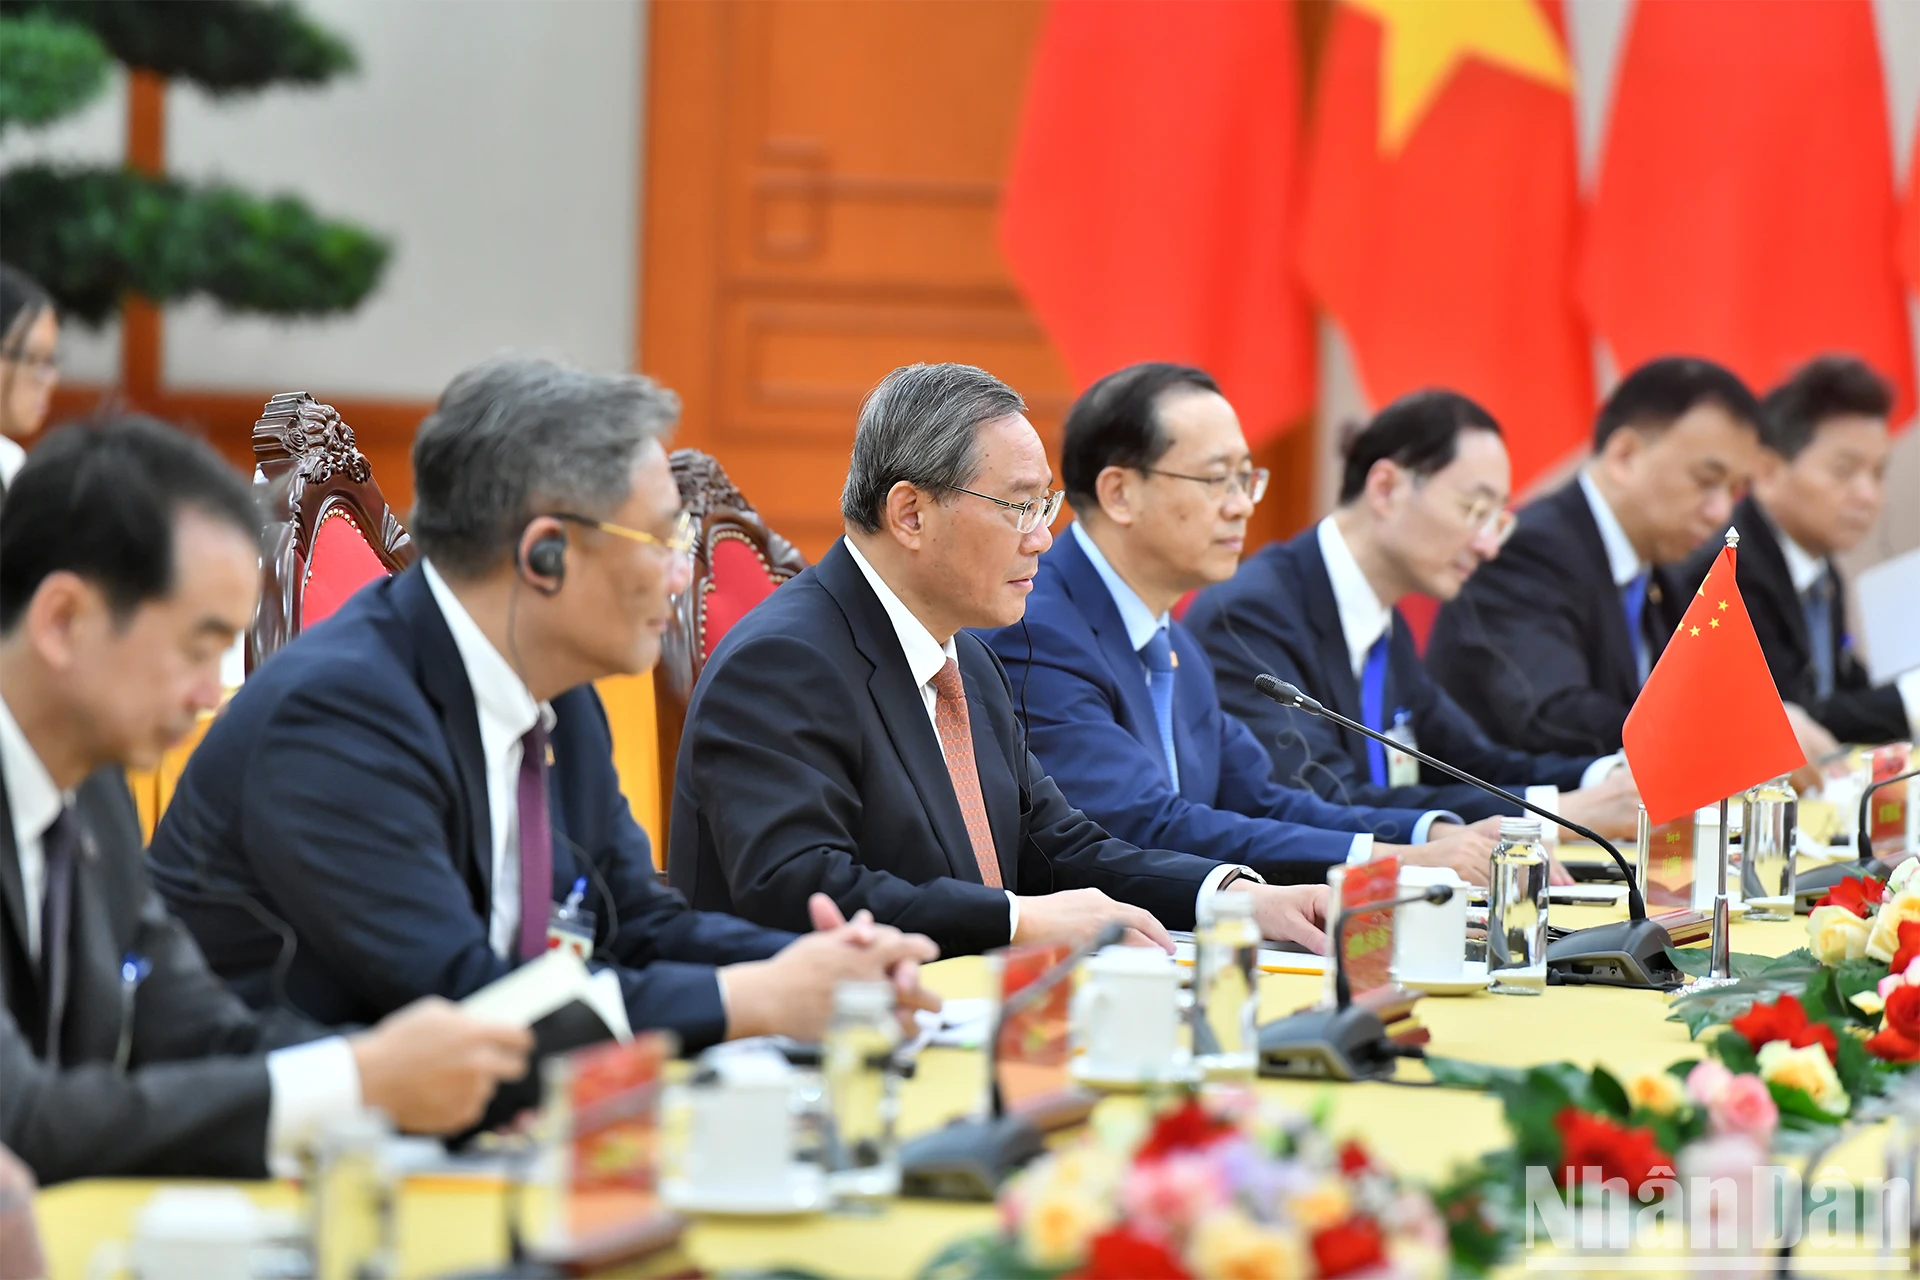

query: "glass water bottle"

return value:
[822, 980, 902, 1208]
[1193, 889, 1261, 1080]
[1740, 775, 1798, 921]
[1487, 816, 1549, 995]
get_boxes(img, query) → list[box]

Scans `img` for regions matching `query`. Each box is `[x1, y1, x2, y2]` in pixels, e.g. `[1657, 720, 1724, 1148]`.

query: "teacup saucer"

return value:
[1071, 1053, 1195, 1090]
[661, 1165, 828, 1216]
[1394, 959, 1489, 997]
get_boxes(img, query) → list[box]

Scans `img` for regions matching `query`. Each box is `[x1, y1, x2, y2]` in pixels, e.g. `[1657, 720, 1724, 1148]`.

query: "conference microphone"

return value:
[1257, 883, 1452, 1081]
[1252, 674, 1677, 989]
[1797, 767, 1920, 910]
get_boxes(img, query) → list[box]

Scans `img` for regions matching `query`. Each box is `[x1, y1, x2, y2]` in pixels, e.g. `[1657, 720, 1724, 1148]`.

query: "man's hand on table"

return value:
[1234, 882, 1329, 954]
[1013, 888, 1175, 954]
[350, 997, 534, 1134]
[1391, 817, 1499, 886]
[720, 894, 943, 1042]
[1784, 702, 1841, 795]
[1558, 767, 1642, 841]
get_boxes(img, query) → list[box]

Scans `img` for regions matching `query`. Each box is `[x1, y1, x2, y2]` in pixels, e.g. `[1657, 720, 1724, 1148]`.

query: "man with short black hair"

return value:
[152, 358, 938, 1056]
[669, 362, 1330, 958]
[0, 418, 533, 1184]
[1427, 357, 1762, 755]
[1189, 389, 1641, 836]
[1677, 356, 1919, 745]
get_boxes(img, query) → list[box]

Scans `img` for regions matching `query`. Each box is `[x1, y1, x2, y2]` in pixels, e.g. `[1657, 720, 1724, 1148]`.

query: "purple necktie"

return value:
[515, 724, 553, 960]
[40, 807, 77, 1065]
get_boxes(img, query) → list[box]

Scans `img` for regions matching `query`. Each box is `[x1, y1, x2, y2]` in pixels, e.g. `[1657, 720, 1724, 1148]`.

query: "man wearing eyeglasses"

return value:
[1187, 388, 1641, 842]
[669, 362, 1332, 959]
[151, 357, 941, 1070]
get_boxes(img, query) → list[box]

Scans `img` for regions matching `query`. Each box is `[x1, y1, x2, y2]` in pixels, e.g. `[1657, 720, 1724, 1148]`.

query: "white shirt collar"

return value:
[1769, 519, 1827, 596]
[0, 691, 66, 853]
[844, 539, 957, 689]
[421, 560, 552, 744]
[1578, 469, 1647, 588]
[0, 437, 25, 489]
[1069, 522, 1168, 653]
[1316, 517, 1393, 680]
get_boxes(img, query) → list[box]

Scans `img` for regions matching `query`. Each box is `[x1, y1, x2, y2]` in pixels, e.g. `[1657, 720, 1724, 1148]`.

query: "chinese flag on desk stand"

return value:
[1622, 539, 1805, 826]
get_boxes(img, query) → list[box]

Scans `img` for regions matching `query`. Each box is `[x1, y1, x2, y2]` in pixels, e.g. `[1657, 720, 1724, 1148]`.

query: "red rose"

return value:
[1555, 1107, 1671, 1197]
[1134, 1099, 1235, 1163]
[1866, 1026, 1920, 1063]
[1885, 984, 1920, 1042]
[1729, 993, 1839, 1064]
[1816, 874, 1886, 919]
[1311, 1215, 1387, 1277]
[1890, 921, 1920, 976]
[1069, 1227, 1191, 1280]
[1337, 1139, 1373, 1176]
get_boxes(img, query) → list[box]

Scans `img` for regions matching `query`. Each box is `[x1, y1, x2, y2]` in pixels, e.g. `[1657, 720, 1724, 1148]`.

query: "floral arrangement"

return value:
[916, 1090, 1450, 1280]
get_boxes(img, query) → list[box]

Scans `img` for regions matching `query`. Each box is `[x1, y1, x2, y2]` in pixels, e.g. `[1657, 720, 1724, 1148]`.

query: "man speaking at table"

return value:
[152, 357, 937, 1054]
[981, 363, 1505, 884]
[668, 362, 1329, 959]
[1, 421, 531, 1184]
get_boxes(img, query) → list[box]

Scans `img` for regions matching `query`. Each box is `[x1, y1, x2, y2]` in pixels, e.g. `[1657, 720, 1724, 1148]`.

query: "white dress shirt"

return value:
[1578, 469, 1647, 590]
[0, 438, 25, 491]
[422, 560, 557, 958]
[0, 692, 359, 1169]
[1769, 514, 1920, 738]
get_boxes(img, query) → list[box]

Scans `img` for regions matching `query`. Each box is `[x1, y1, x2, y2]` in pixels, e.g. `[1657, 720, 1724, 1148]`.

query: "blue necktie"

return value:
[1804, 573, 1835, 700]
[1621, 569, 1651, 683]
[1138, 629, 1180, 793]
[1359, 634, 1391, 787]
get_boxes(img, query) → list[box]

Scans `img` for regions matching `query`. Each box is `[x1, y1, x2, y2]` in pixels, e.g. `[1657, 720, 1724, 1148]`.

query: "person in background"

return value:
[1188, 388, 1642, 839]
[1678, 356, 1920, 747]
[983, 363, 1506, 887]
[0, 420, 533, 1185]
[1425, 357, 1762, 758]
[0, 266, 59, 495]
[151, 357, 937, 1056]
[670, 362, 1330, 959]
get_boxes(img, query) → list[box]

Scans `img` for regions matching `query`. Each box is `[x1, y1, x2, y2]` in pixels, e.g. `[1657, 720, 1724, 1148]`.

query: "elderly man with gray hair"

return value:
[669, 363, 1329, 959]
[152, 356, 939, 1067]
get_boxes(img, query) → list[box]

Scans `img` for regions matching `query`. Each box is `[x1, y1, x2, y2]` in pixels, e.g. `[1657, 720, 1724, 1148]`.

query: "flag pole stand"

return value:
[1677, 526, 1746, 997]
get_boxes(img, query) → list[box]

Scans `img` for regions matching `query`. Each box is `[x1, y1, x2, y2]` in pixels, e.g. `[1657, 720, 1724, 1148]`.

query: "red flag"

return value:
[1582, 0, 1915, 423]
[1902, 124, 1920, 303]
[1300, 0, 1591, 493]
[1622, 543, 1804, 826]
[1000, 0, 1313, 443]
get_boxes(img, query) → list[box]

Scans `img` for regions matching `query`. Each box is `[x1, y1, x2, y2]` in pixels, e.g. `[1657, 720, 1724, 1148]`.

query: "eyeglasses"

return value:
[1454, 493, 1517, 546]
[948, 485, 1065, 534]
[552, 508, 697, 555]
[0, 349, 58, 383]
[1144, 466, 1270, 505]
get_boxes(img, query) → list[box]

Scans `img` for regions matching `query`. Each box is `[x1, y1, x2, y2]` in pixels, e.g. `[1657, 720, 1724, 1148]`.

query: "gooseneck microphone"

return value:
[1798, 767, 1920, 907]
[1331, 883, 1452, 1009]
[1253, 674, 1676, 989]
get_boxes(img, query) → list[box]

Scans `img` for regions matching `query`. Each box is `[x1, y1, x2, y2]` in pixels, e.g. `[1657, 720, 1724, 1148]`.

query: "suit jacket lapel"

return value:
[1736, 498, 1807, 658]
[1050, 533, 1168, 782]
[0, 768, 32, 980]
[961, 651, 1022, 888]
[1556, 483, 1640, 699]
[1298, 540, 1367, 761]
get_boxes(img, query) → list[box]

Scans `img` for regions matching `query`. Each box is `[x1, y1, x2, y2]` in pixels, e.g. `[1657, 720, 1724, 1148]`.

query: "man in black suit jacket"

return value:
[669, 362, 1329, 960]
[1678, 357, 1918, 746]
[1190, 390, 1640, 836]
[152, 359, 937, 1054]
[1427, 357, 1761, 757]
[0, 421, 531, 1184]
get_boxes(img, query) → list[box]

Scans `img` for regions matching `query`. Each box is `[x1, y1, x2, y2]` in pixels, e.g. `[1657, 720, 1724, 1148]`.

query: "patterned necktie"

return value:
[39, 806, 78, 1065]
[929, 659, 1002, 888]
[515, 723, 553, 960]
[1621, 569, 1652, 683]
[1803, 572, 1836, 700]
[1137, 629, 1181, 792]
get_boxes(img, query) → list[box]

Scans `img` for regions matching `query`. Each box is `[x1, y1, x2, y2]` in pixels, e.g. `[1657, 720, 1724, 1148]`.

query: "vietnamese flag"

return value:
[1583, 0, 1915, 423]
[1000, 0, 1313, 444]
[1622, 542, 1804, 826]
[1902, 125, 1920, 301]
[1299, 0, 1591, 493]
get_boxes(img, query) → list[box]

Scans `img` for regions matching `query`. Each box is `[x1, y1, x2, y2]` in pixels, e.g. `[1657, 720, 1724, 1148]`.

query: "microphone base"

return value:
[1795, 858, 1900, 913]
[1545, 917, 1677, 989]
[898, 1112, 1045, 1201]
[1256, 1006, 1397, 1082]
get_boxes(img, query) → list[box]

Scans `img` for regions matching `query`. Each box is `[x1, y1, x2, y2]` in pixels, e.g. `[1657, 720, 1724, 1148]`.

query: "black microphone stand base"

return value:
[1545, 917, 1677, 989]
[898, 1112, 1045, 1201]
[1256, 1006, 1398, 1082]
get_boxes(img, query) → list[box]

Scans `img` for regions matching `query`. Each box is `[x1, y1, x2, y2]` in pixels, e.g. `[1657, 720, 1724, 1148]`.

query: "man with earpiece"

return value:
[150, 357, 940, 1059]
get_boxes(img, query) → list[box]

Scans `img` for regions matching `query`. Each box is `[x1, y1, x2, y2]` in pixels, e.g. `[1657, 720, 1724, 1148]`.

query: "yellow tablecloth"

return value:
[43, 903, 1880, 1280]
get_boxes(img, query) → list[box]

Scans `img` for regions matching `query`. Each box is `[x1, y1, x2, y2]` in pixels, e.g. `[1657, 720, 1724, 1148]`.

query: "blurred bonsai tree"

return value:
[0, 0, 389, 326]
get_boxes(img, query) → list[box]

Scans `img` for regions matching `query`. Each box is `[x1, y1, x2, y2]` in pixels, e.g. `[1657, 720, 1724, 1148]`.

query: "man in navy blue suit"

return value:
[983, 363, 1503, 886]
[151, 357, 938, 1056]
[1187, 389, 1641, 836]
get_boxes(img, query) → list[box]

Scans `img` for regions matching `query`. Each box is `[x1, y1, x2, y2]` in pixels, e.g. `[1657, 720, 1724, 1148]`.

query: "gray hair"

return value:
[408, 355, 681, 577]
[840, 363, 1026, 533]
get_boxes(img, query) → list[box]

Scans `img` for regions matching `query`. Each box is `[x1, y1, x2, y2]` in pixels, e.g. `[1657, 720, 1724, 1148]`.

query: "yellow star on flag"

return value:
[1717, 600, 1728, 611]
[1347, 0, 1573, 151]
[1710, 617, 1721, 629]
[1689, 626, 1701, 637]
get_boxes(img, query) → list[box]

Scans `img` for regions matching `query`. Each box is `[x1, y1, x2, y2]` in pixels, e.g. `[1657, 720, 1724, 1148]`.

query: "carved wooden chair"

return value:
[653, 450, 808, 821]
[247, 392, 415, 673]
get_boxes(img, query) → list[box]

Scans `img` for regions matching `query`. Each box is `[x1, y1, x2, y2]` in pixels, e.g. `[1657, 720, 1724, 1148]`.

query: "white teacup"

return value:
[1070, 945, 1184, 1082]
[87, 1188, 277, 1280]
[1392, 866, 1469, 984]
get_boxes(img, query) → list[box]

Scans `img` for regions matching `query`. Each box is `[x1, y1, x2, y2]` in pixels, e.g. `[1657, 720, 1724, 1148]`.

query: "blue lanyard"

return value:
[1360, 634, 1390, 788]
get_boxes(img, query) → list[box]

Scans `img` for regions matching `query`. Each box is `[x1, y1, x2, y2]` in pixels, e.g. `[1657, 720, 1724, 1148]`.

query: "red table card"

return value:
[990, 942, 1073, 1112]
[1869, 744, 1914, 850]
[1339, 855, 1400, 999]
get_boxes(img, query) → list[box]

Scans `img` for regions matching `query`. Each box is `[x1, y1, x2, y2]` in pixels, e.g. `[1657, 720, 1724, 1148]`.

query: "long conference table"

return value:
[37, 897, 1895, 1279]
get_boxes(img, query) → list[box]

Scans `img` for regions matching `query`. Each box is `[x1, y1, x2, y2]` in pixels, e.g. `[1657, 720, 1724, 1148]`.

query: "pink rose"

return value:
[1120, 1153, 1229, 1239]
[1687, 1059, 1734, 1106]
[1707, 1073, 1779, 1141]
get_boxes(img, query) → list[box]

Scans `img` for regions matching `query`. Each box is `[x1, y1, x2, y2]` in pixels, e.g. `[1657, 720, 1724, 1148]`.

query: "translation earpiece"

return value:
[520, 528, 567, 595]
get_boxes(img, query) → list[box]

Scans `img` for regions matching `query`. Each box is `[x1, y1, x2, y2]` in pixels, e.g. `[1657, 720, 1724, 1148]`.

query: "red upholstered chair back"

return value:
[249, 393, 415, 674]
[654, 450, 807, 821]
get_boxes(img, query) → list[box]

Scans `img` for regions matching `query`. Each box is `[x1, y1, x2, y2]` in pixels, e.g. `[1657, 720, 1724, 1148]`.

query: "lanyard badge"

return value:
[547, 876, 596, 962]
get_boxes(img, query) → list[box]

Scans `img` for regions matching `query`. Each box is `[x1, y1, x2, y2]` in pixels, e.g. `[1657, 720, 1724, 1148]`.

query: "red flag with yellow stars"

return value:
[1622, 539, 1804, 825]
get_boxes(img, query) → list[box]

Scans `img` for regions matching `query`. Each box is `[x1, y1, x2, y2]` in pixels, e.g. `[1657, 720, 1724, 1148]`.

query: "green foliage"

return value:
[1666, 948, 1826, 1038]
[0, 0, 353, 93]
[0, 13, 109, 132]
[0, 164, 388, 325]
[915, 1234, 1058, 1280]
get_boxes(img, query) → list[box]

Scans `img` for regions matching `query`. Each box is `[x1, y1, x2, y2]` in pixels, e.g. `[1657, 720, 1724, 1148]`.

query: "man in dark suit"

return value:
[1189, 389, 1641, 837]
[1678, 356, 1918, 746]
[983, 363, 1504, 885]
[1, 420, 531, 1184]
[669, 363, 1330, 959]
[152, 358, 937, 1055]
[1426, 357, 1761, 757]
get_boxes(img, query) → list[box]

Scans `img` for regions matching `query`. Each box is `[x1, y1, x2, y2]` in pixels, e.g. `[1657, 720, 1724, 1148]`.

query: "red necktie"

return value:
[930, 659, 1002, 889]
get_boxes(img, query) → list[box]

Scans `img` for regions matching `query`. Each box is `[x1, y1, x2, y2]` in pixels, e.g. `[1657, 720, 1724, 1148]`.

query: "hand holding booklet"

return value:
[462, 949, 634, 1044]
